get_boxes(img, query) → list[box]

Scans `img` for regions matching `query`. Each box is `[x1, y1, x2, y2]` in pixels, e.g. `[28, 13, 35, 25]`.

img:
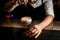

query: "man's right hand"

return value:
[3, 0, 28, 12]
[11, 0, 28, 5]
[11, 0, 37, 5]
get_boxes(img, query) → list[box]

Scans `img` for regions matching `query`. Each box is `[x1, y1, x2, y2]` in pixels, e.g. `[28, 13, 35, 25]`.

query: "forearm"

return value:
[38, 15, 54, 29]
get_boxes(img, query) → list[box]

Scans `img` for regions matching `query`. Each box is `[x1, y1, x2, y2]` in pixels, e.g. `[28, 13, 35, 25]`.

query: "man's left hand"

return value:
[25, 24, 43, 38]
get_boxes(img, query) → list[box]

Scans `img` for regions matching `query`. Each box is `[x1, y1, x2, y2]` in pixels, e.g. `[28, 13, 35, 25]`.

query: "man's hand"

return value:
[25, 24, 43, 38]
[11, 0, 37, 5]
[11, 0, 28, 5]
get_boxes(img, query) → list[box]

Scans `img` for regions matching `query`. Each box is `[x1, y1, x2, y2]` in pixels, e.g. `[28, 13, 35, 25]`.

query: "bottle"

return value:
[3, 0, 36, 12]
[3, 1, 19, 12]
[8, 4, 19, 12]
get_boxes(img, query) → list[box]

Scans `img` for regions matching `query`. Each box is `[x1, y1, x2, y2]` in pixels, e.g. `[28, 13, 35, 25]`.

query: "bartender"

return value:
[3, 0, 55, 40]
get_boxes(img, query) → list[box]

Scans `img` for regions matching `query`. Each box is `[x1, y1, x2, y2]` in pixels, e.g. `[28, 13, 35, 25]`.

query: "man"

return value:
[3, 0, 55, 40]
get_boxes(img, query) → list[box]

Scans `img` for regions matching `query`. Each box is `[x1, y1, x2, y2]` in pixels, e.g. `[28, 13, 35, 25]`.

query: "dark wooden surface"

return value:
[0, 20, 60, 40]
[0, 19, 60, 30]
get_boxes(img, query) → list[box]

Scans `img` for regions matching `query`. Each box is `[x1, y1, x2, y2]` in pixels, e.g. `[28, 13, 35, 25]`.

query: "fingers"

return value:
[31, 0, 37, 2]
[27, 29, 37, 36]
[15, 0, 19, 4]
[26, 27, 35, 34]
[19, 0, 27, 4]
[19, 0, 28, 5]
[11, 0, 19, 4]
[25, 27, 36, 36]
[20, 0, 24, 4]
[11, 0, 35, 5]
[31, 0, 37, 4]
[24, 0, 28, 5]
[11, 0, 15, 3]
[13, 0, 28, 5]
[18, 0, 21, 4]
[25, 26, 38, 37]
[24, 25, 42, 38]
[35, 30, 42, 38]
[29, 30, 38, 37]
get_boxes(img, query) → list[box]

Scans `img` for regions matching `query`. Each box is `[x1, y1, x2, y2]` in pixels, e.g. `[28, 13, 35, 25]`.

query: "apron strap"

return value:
[41, 0, 43, 5]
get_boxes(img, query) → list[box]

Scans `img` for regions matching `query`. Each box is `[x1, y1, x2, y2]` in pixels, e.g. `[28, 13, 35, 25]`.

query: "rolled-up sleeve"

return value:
[45, 0, 55, 17]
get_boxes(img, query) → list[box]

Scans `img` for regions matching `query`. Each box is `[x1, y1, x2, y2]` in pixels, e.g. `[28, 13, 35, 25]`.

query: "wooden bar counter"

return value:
[0, 19, 60, 40]
[0, 19, 60, 30]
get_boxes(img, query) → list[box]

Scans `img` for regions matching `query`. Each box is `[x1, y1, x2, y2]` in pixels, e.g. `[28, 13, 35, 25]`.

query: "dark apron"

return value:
[11, 3, 46, 20]
[0, 2, 46, 40]
[10, 3, 46, 40]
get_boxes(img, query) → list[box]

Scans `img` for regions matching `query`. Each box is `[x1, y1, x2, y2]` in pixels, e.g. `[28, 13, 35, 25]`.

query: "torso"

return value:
[11, 3, 46, 20]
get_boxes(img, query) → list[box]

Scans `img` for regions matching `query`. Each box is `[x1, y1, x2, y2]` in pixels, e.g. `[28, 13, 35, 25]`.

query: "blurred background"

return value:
[53, 0, 60, 21]
[0, 0, 60, 40]
[0, 0, 60, 21]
